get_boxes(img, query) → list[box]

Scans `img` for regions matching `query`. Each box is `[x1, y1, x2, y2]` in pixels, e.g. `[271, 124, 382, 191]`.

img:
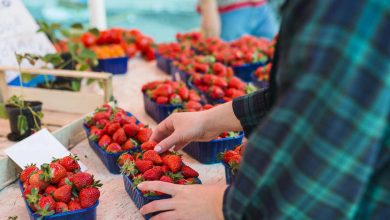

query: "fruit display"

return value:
[175, 31, 203, 45]
[19, 155, 101, 219]
[190, 73, 256, 103]
[219, 145, 243, 184]
[141, 80, 202, 122]
[252, 63, 272, 88]
[155, 42, 194, 74]
[91, 45, 126, 59]
[84, 104, 152, 173]
[119, 150, 201, 218]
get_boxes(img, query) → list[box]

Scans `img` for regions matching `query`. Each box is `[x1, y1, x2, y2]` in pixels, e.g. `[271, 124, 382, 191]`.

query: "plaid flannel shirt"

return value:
[224, 0, 390, 219]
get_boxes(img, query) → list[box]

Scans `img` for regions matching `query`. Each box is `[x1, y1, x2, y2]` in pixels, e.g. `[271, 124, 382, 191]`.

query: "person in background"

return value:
[137, 0, 390, 219]
[198, 0, 278, 41]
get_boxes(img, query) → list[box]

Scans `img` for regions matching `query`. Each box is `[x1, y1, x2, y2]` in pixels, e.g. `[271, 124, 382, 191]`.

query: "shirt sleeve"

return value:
[224, 1, 390, 219]
[232, 88, 270, 136]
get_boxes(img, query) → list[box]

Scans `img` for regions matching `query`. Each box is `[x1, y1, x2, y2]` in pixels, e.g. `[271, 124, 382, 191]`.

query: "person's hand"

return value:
[200, 0, 220, 38]
[151, 111, 222, 153]
[138, 181, 227, 220]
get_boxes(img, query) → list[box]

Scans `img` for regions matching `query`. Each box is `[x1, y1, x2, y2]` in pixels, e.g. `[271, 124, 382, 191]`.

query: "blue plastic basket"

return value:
[83, 112, 141, 174]
[122, 174, 201, 219]
[170, 64, 191, 85]
[232, 62, 266, 82]
[155, 52, 173, 75]
[222, 161, 236, 185]
[8, 75, 55, 87]
[18, 181, 99, 220]
[251, 73, 269, 89]
[97, 56, 128, 75]
[183, 132, 244, 164]
[143, 93, 182, 123]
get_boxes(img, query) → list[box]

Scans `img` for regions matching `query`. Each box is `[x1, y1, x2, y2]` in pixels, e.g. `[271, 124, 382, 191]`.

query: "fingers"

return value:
[173, 142, 189, 151]
[140, 199, 176, 215]
[154, 132, 181, 153]
[150, 211, 177, 220]
[150, 117, 174, 143]
[138, 181, 181, 196]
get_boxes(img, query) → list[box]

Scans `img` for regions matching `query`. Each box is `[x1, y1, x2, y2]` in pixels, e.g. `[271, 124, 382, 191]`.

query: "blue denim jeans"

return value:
[220, 4, 279, 41]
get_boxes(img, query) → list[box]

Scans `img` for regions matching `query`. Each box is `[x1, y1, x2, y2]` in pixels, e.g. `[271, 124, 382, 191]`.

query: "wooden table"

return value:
[0, 58, 227, 220]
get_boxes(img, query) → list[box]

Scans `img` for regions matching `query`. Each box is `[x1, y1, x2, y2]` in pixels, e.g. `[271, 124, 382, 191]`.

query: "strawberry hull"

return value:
[155, 52, 173, 75]
[222, 161, 236, 185]
[251, 73, 269, 89]
[122, 174, 201, 220]
[83, 112, 141, 174]
[183, 132, 244, 164]
[18, 181, 99, 220]
[232, 62, 267, 82]
[97, 56, 128, 74]
[143, 93, 182, 123]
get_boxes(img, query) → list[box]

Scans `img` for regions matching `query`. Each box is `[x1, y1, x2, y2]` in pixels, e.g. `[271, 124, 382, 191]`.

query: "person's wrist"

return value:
[214, 185, 228, 220]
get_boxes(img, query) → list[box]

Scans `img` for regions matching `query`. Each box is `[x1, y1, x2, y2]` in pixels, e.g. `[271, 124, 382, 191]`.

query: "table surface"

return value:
[0, 58, 227, 220]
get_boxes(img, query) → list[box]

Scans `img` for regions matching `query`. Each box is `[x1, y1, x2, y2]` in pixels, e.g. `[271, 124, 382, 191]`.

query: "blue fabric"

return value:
[220, 4, 278, 41]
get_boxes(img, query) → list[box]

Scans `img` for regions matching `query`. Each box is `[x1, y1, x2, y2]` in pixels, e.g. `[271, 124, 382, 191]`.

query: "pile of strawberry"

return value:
[175, 31, 203, 45]
[119, 146, 200, 196]
[254, 63, 272, 81]
[156, 42, 194, 61]
[85, 104, 152, 153]
[219, 145, 243, 174]
[191, 73, 255, 102]
[191, 37, 228, 55]
[20, 155, 101, 217]
[142, 80, 202, 105]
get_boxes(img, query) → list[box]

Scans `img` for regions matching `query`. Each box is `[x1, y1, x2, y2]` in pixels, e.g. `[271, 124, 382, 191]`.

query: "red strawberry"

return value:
[156, 96, 169, 104]
[118, 153, 134, 166]
[107, 122, 121, 135]
[143, 150, 163, 165]
[188, 90, 201, 102]
[68, 199, 82, 211]
[135, 160, 153, 173]
[213, 62, 226, 76]
[55, 202, 68, 213]
[165, 155, 182, 173]
[57, 176, 71, 187]
[136, 127, 152, 143]
[141, 140, 157, 151]
[23, 185, 39, 199]
[209, 86, 225, 99]
[20, 164, 39, 183]
[160, 175, 173, 183]
[79, 187, 100, 208]
[152, 84, 173, 98]
[70, 172, 94, 190]
[123, 123, 139, 137]
[106, 143, 122, 153]
[181, 165, 199, 178]
[58, 155, 80, 172]
[143, 166, 163, 181]
[213, 77, 228, 88]
[169, 94, 182, 104]
[42, 163, 67, 184]
[29, 170, 49, 191]
[92, 111, 110, 123]
[161, 165, 170, 173]
[203, 104, 214, 110]
[184, 101, 202, 111]
[44, 185, 57, 195]
[53, 184, 72, 203]
[113, 128, 127, 145]
[222, 150, 238, 164]
[98, 134, 112, 149]
[178, 87, 189, 100]
[36, 195, 55, 216]
[89, 126, 104, 141]
[176, 178, 186, 185]
[122, 138, 138, 151]
[228, 77, 245, 90]
[142, 81, 160, 92]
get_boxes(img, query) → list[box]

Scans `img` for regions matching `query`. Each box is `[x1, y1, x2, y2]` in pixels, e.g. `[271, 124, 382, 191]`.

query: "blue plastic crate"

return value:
[18, 181, 99, 220]
[8, 75, 55, 87]
[143, 93, 182, 123]
[122, 174, 201, 219]
[232, 62, 267, 82]
[155, 52, 173, 75]
[183, 132, 244, 164]
[222, 161, 236, 185]
[250, 73, 269, 89]
[97, 56, 128, 75]
[83, 112, 141, 174]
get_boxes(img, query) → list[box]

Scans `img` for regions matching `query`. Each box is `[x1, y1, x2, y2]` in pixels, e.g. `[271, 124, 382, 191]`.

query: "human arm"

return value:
[199, 0, 221, 38]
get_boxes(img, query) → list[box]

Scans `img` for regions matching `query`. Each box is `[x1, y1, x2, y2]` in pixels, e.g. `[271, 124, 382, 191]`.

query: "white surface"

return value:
[4, 129, 86, 170]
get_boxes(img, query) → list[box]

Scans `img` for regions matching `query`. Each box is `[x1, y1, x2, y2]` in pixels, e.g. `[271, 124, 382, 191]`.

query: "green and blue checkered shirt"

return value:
[224, 0, 390, 219]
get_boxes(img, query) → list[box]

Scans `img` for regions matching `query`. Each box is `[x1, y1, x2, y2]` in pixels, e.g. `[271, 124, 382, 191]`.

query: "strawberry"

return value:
[143, 166, 163, 181]
[188, 90, 201, 102]
[135, 160, 153, 173]
[222, 150, 238, 164]
[169, 94, 182, 104]
[160, 175, 173, 183]
[58, 155, 80, 172]
[89, 126, 104, 141]
[213, 77, 228, 88]
[98, 134, 112, 149]
[35, 195, 55, 216]
[23, 185, 38, 199]
[68, 199, 82, 211]
[70, 172, 94, 190]
[176, 178, 186, 185]
[228, 77, 245, 90]
[113, 128, 127, 145]
[202, 74, 214, 85]
[41, 163, 67, 184]
[122, 138, 138, 151]
[57, 176, 71, 187]
[20, 164, 39, 183]
[181, 165, 199, 178]
[178, 87, 189, 100]
[142, 81, 160, 92]
[152, 84, 173, 98]
[136, 127, 152, 143]
[184, 101, 202, 111]
[203, 104, 214, 110]
[55, 202, 68, 213]
[141, 140, 157, 151]
[107, 122, 121, 135]
[213, 62, 226, 76]
[118, 153, 134, 166]
[156, 96, 169, 104]
[79, 187, 100, 208]
[53, 184, 72, 203]
[123, 123, 139, 137]
[209, 86, 225, 99]
[92, 111, 110, 123]
[29, 170, 49, 191]
[106, 143, 122, 153]
[165, 155, 182, 173]
[161, 165, 170, 173]
[143, 150, 163, 165]
[44, 185, 57, 195]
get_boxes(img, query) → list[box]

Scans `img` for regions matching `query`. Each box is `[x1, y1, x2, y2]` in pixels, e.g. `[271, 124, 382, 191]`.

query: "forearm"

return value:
[199, 0, 220, 37]
[202, 101, 243, 134]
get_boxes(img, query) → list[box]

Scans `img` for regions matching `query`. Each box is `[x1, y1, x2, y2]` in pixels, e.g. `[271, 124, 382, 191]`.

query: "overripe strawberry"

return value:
[118, 153, 134, 166]
[143, 150, 163, 165]
[181, 165, 199, 178]
[122, 138, 138, 151]
[98, 134, 112, 149]
[70, 172, 94, 190]
[20, 164, 39, 183]
[53, 184, 72, 203]
[113, 128, 127, 145]
[141, 140, 157, 151]
[55, 202, 68, 213]
[58, 155, 80, 172]
[136, 127, 152, 143]
[106, 143, 122, 153]
[135, 160, 153, 173]
[79, 187, 100, 208]
[143, 166, 163, 180]
[123, 123, 139, 137]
